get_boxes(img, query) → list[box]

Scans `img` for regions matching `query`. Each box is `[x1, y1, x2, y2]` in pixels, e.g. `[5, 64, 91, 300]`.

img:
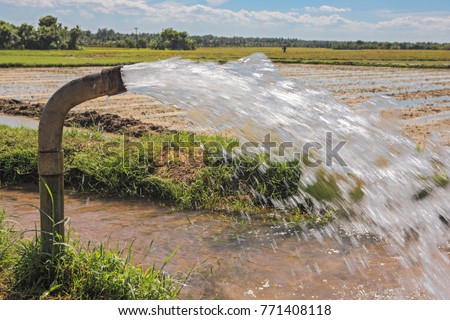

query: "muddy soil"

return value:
[0, 98, 43, 117]
[390, 105, 449, 120]
[389, 88, 450, 100]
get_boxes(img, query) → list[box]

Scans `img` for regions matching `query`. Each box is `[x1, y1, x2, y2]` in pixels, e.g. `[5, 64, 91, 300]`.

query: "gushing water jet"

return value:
[121, 55, 450, 297]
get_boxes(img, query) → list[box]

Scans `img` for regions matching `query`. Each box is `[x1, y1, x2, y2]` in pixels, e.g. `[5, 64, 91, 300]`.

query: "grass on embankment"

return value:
[0, 47, 449, 68]
[0, 210, 180, 299]
[0, 125, 334, 225]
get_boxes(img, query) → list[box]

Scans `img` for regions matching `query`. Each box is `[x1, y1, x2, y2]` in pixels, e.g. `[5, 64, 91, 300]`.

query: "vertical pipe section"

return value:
[38, 66, 126, 255]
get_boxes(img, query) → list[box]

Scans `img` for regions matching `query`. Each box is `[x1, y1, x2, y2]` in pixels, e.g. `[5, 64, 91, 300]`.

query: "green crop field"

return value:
[0, 47, 449, 68]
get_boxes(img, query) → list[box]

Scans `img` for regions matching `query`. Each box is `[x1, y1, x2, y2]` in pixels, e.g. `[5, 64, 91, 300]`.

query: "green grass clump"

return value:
[305, 169, 341, 202]
[0, 211, 13, 299]
[0, 127, 38, 185]
[349, 184, 365, 203]
[178, 155, 304, 211]
[12, 235, 179, 299]
[433, 172, 449, 188]
[282, 208, 334, 230]
[0, 213, 180, 299]
[0, 210, 16, 275]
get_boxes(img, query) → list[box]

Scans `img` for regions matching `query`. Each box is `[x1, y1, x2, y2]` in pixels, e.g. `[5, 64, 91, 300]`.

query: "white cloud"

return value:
[0, 0, 150, 12]
[375, 15, 450, 31]
[305, 5, 351, 13]
[139, 3, 352, 26]
[0, 0, 55, 6]
[206, 0, 228, 6]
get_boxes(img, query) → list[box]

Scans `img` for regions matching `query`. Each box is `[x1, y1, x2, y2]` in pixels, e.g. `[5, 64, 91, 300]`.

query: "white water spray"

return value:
[122, 54, 449, 298]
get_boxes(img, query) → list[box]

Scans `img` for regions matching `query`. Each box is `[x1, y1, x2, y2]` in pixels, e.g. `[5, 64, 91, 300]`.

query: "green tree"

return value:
[37, 15, 62, 49]
[149, 28, 196, 50]
[0, 20, 19, 49]
[68, 25, 82, 49]
[38, 15, 58, 28]
[18, 23, 38, 49]
[137, 38, 147, 48]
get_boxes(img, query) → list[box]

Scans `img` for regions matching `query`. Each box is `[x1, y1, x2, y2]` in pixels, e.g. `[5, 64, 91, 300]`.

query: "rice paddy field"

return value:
[0, 47, 449, 68]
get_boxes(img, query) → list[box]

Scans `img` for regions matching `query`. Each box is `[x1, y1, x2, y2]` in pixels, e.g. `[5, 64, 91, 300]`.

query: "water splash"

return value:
[122, 54, 450, 298]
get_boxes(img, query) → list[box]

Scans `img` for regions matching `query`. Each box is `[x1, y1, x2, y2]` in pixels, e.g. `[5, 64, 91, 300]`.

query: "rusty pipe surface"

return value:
[38, 66, 126, 254]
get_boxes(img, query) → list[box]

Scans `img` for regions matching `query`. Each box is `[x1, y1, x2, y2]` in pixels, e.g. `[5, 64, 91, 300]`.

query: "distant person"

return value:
[282, 46, 287, 53]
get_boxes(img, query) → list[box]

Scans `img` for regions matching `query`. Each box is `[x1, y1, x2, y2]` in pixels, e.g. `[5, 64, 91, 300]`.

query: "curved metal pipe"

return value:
[38, 66, 126, 255]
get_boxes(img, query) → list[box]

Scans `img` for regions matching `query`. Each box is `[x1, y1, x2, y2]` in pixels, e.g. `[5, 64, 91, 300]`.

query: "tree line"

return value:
[1, 16, 449, 50]
[81, 30, 450, 50]
[191, 36, 450, 50]
[0, 17, 196, 50]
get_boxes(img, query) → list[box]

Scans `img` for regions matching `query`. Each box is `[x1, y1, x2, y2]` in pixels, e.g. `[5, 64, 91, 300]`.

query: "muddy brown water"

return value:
[1, 187, 429, 299]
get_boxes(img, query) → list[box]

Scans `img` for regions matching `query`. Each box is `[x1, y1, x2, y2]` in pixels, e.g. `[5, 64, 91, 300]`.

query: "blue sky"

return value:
[1, 1, 449, 42]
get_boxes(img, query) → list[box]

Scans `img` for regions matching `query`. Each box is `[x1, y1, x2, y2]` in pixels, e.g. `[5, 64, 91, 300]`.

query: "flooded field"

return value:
[1, 64, 449, 144]
[0, 67, 188, 130]
[0, 187, 430, 299]
[276, 64, 450, 145]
